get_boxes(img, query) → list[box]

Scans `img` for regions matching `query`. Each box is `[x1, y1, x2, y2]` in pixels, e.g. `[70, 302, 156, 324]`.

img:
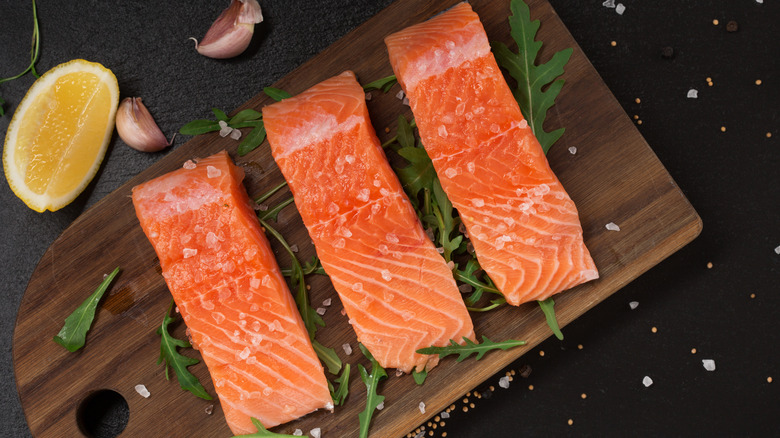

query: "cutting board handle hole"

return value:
[76, 389, 129, 437]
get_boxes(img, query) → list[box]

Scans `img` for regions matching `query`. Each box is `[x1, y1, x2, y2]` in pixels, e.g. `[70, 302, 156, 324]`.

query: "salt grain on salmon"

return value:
[385, 3, 598, 306]
[132, 151, 331, 434]
[263, 72, 474, 373]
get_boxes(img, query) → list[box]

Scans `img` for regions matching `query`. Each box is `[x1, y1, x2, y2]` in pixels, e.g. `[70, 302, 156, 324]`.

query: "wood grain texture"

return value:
[13, 0, 701, 437]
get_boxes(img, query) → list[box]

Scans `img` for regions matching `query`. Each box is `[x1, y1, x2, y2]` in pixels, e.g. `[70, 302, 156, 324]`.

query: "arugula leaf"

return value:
[395, 146, 435, 202]
[237, 121, 266, 156]
[416, 336, 526, 362]
[229, 108, 263, 124]
[362, 74, 397, 92]
[179, 119, 221, 135]
[263, 87, 292, 101]
[233, 417, 303, 437]
[254, 181, 288, 204]
[412, 368, 428, 385]
[53, 267, 120, 352]
[0, 97, 5, 116]
[431, 180, 462, 262]
[358, 344, 387, 438]
[329, 363, 351, 406]
[258, 196, 293, 222]
[156, 301, 212, 400]
[538, 297, 564, 340]
[492, 0, 573, 153]
[212, 107, 229, 121]
[313, 339, 342, 375]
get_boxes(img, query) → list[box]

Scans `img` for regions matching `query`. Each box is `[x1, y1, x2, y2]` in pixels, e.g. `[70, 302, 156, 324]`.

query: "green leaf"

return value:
[212, 107, 229, 121]
[229, 108, 263, 124]
[53, 267, 120, 352]
[492, 0, 573, 153]
[0, 0, 41, 106]
[358, 344, 387, 438]
[0, 97, 5, 116]
[329, 363, 351, 406]
[416, 336, 525, 362]
[254, 181, 288, 204]
[395, 146, 435, 201]
[263, 87, 292, 101]
[412, 368, 428, 385]
[430, 179, 462, 261]
[313, 339, 343, 375]
[179, 119, 221, 135]
[233, 417, 304, 437]
[156, 301, 212, 400]
[396, 115, 415, 149]
[362, 74, 397, 92]
[538, 297, 564, 340]
[237, 121, 266, 156]
[258, 196, 294, 222]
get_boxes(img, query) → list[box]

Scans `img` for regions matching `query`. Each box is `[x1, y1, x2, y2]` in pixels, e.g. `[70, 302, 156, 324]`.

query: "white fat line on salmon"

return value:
[272, 114, 363, 160]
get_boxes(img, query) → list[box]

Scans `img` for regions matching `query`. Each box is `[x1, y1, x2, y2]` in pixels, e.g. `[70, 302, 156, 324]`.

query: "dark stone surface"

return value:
[1, 0, 777, 436]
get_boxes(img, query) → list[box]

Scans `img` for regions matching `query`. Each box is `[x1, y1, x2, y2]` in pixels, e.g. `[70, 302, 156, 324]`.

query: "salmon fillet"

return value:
[385, 2, 598, 306]
[132, 151, 331, 434]
[263, 71, 475, 373]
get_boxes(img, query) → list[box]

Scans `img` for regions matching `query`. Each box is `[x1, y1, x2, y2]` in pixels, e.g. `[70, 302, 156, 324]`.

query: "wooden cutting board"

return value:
[13, 0, 702, 436]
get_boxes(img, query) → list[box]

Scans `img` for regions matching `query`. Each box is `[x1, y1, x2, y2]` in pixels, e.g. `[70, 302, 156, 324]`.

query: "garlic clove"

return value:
[115, 97, 172, 153]
[193, 0, 263, 59]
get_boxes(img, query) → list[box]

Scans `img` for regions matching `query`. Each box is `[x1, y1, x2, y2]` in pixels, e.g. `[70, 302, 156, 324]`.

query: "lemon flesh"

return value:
[3, 60, 119, 212]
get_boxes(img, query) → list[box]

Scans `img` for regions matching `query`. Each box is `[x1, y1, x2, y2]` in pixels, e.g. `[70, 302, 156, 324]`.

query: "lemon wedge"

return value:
[3, 59, 119, 212]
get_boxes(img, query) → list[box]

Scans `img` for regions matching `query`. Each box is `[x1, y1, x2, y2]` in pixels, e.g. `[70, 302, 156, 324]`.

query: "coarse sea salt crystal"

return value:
[290, 244, 299, 253]
[239, 347, 251, 360]
[702, 359, 716, 371]
[445, 167, 458, 178]
[568, 146, 578, 155]
[602, 0, 615, 7]
[687, 89, 698, 98]
[629, 301, 639, 310]
[499, 376, 510, 389]
[774, 245, 780, 255]
[135, 384, 150, 398]
[386, 233, 400, 244]
[376, 401, 385, 410]
[310, 428, 321, 438]
[365, 92, 372, 101]
[205, 404, 214, 415]
[183, 160, 196, 170]
[418, 402, 426, 414]
[396, 90, 405, 100]
[316, 307, 327, 316]
[183, 248, 197, 258]
[441, 411, 450, 419]
[605, 222, 621, 231]
[229, 129, 242, 140]
[615, 3, 625, 14]
[206, 165, 221, 178]
[293, 429, 303, 436]
[322, 298, 332, 306]
[643, 376, 653, 387]
[342, 343, 353, 355]
[472, 198, 485, 207]
[357, 188, 370, 202]
[381, 269, 392, 281]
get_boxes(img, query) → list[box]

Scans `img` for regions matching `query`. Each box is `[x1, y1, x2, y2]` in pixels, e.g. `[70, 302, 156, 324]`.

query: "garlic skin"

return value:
[193, 0, 263, 59]
[115, 97, 172, 152]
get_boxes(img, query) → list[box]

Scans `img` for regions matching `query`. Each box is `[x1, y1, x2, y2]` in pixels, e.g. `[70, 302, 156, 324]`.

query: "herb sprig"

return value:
[492, 0, 573, 153]
[233, 417, 304, 438]
[358, 344, 387, 438]
[0, 0, 41, 117]
[416, 336, 526, 362]
[156, 301, 212, 400]
[329, 363, 351, 406]
[53, 267, 120, 352]
[362, 74, 397, 93]
[179, 108, 265, 156]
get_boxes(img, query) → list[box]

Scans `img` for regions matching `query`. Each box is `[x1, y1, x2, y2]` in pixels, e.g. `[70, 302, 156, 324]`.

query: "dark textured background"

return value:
[1, 0, 777, 436]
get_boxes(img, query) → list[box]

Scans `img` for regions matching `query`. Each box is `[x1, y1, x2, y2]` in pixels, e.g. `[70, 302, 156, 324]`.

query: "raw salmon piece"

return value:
[132, 151, 331, 434]
[385, 3, 598, 306]
[263, 71, 475, 373]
